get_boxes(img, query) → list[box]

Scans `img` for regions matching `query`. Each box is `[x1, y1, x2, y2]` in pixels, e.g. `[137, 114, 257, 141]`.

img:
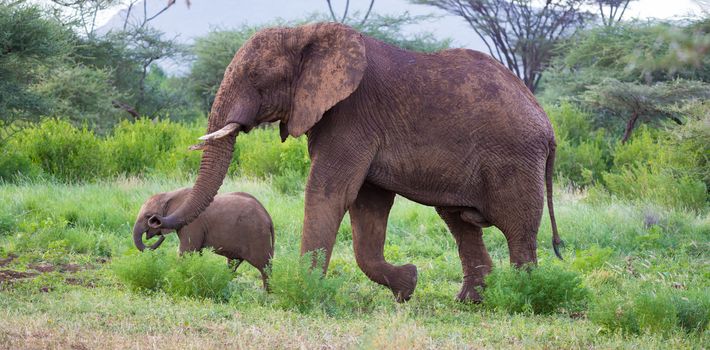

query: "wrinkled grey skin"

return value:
[133, 188, 274, 289]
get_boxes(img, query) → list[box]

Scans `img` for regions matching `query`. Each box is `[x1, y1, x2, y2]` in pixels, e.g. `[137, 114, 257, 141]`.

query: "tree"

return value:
[352, 13, 452, 52]
[582, 78, 710, 143]
[325, 0, 375, 25]
[412, 0, 589, 92]
[588, 0, 635, 26]
[189, 26, 260, 112]
[0, 1, 71, 139]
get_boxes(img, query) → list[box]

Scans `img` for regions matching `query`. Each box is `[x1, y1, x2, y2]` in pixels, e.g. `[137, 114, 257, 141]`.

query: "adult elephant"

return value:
[148, 22, 562, 303]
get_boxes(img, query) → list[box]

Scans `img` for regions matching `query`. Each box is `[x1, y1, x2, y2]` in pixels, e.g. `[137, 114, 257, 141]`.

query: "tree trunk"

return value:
[621, 111, 639, 144]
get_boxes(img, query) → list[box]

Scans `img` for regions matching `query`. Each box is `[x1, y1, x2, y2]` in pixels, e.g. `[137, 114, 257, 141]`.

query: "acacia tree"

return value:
[325, 0, 376, 25]
[582, 78, 710, 143]
[412, 0, 588, 92]
[588, 0, 635, 26]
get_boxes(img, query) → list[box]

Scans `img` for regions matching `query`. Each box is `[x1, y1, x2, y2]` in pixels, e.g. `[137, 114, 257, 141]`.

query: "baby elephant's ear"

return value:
[287, 23, 367, 138]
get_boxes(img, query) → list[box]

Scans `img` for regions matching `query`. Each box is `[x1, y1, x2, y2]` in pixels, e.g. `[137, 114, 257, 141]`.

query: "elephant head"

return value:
[147, 22, 367, 230]
[133, 188, 191, 251]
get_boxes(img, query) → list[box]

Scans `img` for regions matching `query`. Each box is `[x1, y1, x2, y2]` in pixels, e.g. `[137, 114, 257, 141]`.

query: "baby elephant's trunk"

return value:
[133, 223, 147, 252]
[133, 223, 166, 251]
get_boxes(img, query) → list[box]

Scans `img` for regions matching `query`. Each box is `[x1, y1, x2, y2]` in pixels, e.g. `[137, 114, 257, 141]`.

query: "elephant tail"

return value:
[546, 142, 564, 260]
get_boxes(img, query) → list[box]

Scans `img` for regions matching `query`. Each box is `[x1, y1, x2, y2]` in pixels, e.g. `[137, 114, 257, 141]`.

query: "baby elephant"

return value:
[132, 188, 274, 288]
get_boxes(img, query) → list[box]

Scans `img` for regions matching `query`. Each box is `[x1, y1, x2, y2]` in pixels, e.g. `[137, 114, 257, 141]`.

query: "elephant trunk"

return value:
[152, 135, 236, 230]
[133, 222, 147, 252]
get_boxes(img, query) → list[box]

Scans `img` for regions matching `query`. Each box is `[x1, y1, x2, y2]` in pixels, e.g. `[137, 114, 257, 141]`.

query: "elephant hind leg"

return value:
[436, 207, 492, 303]
[488, 188, 544, 268]
[350, 183, 418, 302]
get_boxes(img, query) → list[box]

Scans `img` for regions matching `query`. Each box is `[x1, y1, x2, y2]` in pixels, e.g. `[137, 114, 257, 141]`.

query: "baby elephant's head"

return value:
[133, 188, 191, 251]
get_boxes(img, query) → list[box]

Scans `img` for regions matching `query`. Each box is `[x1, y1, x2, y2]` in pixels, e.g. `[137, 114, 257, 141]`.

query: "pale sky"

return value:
[92, 0, 703, 27]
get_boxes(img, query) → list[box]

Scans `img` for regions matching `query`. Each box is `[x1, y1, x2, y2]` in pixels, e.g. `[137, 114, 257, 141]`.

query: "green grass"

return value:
[0, 176, 708, 348]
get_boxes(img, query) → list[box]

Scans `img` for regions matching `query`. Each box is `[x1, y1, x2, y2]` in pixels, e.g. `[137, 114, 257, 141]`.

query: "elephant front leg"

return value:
[299, 157, 371, 274]
[436, 207, 493, 303]
[350, 183, 418, 302]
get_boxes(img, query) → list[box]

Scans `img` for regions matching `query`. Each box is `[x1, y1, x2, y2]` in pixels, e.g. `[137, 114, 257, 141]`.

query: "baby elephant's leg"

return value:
[259, 268, 269, 292]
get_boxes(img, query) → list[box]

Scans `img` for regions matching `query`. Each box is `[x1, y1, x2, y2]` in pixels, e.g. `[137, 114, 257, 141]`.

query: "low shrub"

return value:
[0, 147, 41, 181]
[268, 250, 346, 314]
[113, 249, 234, 301]
[112, 249, 169, 292]
[234, 128, 310, 186]
[603, 165, 707, 210]
[572, 245, 614, 272]
[589, 286, 709, 335]
[163, 250, 233, 301]
[546, 103, 611, 187]
[482, 264, 589, 315]
[103, 118, 200, 176]
[12, 119, 105, 181]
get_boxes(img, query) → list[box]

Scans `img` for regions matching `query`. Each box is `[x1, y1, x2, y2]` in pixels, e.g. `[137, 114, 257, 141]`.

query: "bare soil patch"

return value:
[0, 269, 37, 283]
[0, 254, 17, 267]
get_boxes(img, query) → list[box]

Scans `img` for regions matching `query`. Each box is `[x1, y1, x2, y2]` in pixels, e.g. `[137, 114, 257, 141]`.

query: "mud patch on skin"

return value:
[0, 269, 37, 283]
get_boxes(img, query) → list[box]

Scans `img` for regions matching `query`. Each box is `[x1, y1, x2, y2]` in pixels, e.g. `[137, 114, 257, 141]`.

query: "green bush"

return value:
[12, 119, 105, 181]
[163, 250, 233, 301]
[603, 165, 707, 210]
[113, 249, 233, 301]
[268, 250, 346, 314]
[603, 124, 708, 210]
[233, 127, 310, 193]
[674, 289, 710, 333]
[546, 103, 611, 186]
[112, 250, 169, 292]
[103, 118, 198, 176]
[572, 245, 614, 272]
[0, 147, 41, 181]
[481, 264, 589, 315]
[589, 287, 709, 335]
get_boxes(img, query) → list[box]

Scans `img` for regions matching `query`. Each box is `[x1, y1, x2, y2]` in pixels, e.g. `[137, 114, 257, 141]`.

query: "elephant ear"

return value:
[287, 23, 367, 138]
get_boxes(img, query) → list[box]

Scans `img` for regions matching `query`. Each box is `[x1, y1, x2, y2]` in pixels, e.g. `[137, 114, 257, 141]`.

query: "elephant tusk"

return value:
[188, 142, 206, 151]
[198, 123, 240, 141]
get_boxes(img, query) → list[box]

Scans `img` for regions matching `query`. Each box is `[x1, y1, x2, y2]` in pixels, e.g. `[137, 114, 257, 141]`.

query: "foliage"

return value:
[587, 0, 636, 27]
[542, 21, 710, 102]
[267, 250, 347, 314]
[163, 251, 233, 301]
[352, 13, 451, 52]
[0, 176, 708, 346]
[189, 26, 260, 112]
[113, 249, 233, 301]
[413, 0, 590, 91]
[572, 245, 614, 272]
[103, 118, 201, 176]
[0, 1, 71, 123]
[589, 286, 710, 335]
[581, 78, 710, 142]
[547, 102, 611, 186]
[10, 119, 105, 182]
[481, 264, 589, 315]
[234, 128, 310, 192]
[33, 65, 124, 132]
[601, 123, 709, 210]
[112, 249, 169, 292]
[0, 148, 40, 182]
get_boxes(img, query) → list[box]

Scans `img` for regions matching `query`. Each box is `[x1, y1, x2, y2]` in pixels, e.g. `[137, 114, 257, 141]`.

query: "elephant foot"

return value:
[388, 264, 418, 303]
[456, 281, 483, 303]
